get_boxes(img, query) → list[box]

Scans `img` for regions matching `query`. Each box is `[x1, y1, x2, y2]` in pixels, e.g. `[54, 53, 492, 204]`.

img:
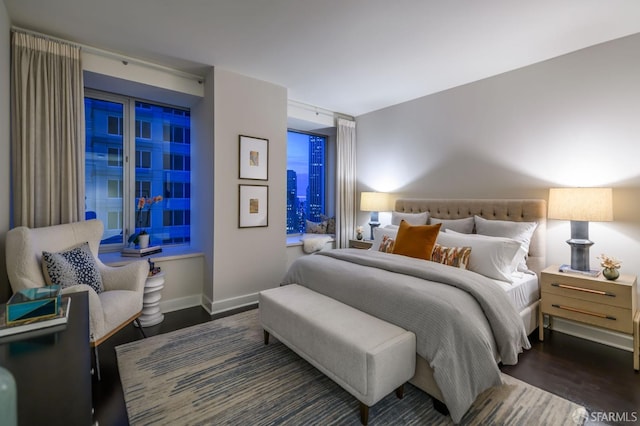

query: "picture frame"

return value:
[239, 135, 269, 180]
[239, 184, 268, 228]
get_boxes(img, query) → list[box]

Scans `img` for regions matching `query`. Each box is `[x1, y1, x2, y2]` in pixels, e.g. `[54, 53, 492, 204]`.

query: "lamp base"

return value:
[567, 220, 593, 271]
[369, 222, 380, 241]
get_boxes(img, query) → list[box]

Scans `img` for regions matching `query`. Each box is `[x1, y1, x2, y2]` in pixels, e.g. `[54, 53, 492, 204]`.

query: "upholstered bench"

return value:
[259, 284, 416, 425]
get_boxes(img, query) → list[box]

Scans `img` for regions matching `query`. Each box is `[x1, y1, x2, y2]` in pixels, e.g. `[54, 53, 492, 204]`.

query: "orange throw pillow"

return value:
[391, 220, 442, 260]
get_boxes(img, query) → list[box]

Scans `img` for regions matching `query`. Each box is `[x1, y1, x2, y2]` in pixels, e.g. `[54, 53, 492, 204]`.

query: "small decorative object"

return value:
[0, 366, 17, 426]
[6, 286, 61, 324]
[239, 135, 269, 180]
[138, 232, 150, 249]
[598, 254, 621, 280]
[356, 226, 364, 240]
[128, 195, 163, 247]
[239, 185, 268, 228]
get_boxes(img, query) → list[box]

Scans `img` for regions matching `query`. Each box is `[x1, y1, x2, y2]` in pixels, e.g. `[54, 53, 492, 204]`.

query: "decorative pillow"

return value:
[391, 220, 442, 261]
[474, 215, 537, 272]
[378, 235, 395, 253]
[391, 211, 429, 226]
[372, 225, 399, 252]
[430, 217, 475, 234]
[431, 244, 472, 269]
[305, 220, 328, 234]
[42, 242, 104, 293]
[437, 231, 521, 282]
[320, 215, 336, 234]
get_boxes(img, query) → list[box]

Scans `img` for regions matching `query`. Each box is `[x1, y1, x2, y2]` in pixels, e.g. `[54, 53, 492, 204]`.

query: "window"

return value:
[286, 130, 330, 234]
[85, 92, 191, 247]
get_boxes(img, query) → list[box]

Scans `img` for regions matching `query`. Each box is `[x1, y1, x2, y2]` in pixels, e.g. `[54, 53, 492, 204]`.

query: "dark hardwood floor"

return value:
[93, 307, 639, 426]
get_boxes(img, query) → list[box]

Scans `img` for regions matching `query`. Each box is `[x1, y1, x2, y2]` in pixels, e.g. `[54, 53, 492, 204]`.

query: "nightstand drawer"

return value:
[541, 275, 632, 309]
[349, 240, 373, 250]
[541, 294, 633, 334]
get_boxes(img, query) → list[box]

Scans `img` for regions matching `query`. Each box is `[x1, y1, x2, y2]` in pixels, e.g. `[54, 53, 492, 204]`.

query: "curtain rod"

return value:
[288, 99, 354, 121]
[11, 26, 205, 82]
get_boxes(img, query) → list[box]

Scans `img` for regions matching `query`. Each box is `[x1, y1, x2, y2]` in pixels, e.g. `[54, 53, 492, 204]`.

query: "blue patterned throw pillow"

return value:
[42, 242, 104, 294]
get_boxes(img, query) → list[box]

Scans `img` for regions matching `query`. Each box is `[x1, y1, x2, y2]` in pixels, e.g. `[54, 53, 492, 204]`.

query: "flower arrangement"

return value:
[597, 254, 621, 270]
[356, 225, 364, 240]
[128, 195, 163, 244]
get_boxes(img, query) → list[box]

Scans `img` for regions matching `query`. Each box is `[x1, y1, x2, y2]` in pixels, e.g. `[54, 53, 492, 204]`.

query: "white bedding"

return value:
[491, 273, 540, 313]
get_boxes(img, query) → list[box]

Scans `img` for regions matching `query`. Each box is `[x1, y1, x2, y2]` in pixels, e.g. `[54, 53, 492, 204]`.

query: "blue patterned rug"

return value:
[116, 309, 584, 425]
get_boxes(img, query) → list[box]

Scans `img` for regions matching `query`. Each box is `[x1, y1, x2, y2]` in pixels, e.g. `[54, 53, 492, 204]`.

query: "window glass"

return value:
[286, 130, 327, 234]
[85, 94, 191, 247]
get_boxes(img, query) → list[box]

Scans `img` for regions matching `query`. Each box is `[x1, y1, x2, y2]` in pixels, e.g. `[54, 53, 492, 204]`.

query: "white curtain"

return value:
[11, 31, 85, 228]
[335, 118, 357, 248]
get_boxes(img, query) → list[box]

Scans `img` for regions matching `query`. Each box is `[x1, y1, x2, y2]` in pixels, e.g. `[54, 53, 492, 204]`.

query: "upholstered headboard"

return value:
[394, 199, 547, 276]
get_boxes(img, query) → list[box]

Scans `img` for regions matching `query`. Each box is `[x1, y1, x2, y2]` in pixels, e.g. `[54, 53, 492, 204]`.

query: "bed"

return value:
[281, 198, 546, 422]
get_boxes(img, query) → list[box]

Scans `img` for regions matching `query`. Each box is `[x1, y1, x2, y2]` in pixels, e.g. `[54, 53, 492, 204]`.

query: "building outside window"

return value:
[286, 130, 328, 234]
[85, 92, 191, 247]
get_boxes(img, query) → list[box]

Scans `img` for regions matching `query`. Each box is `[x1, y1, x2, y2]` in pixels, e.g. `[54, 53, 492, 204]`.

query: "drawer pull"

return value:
[551, 304, 616, 321]
[551, 283, 615, 297]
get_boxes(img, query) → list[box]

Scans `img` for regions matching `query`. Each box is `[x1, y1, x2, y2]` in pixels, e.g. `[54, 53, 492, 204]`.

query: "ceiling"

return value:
[5, 0, 640, 117]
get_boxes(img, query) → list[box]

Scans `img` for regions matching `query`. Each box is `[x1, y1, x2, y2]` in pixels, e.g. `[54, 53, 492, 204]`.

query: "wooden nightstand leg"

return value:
[539, 310, 544, 341]
[634, 311, 639, 371]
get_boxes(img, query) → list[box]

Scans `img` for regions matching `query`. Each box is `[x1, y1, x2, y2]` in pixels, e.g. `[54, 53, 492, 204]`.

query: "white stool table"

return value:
[136, 272, 165, 327]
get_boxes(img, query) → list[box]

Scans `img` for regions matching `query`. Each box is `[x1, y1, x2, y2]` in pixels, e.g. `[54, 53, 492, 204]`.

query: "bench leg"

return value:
[263, 330, 270, 345]
[395, 384, 404, 399]
[359, 402, 369, 425]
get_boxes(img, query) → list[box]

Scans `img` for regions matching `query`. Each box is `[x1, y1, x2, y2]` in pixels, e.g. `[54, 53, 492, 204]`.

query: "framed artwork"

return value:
[239, 184, 268, 228]
[239, 135, 269, 180]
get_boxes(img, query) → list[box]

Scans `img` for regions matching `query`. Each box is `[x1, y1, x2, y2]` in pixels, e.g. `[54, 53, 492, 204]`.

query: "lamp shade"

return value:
[360, 192, 391, 212]
[548, 188, 613, 222]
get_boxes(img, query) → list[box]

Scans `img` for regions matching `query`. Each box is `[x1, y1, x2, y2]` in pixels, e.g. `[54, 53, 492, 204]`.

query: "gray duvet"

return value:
[281, 249, 531, 423]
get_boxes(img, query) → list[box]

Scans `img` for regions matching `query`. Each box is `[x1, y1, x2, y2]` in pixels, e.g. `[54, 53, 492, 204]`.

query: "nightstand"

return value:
[349, 239, 373, 249]
[539, 265, 638, 370]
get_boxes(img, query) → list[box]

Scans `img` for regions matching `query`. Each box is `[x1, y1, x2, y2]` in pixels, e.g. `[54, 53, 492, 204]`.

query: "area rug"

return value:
[116, 309, 585, 425]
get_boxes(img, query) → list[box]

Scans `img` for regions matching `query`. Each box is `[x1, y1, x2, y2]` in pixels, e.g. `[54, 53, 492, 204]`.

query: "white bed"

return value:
[283, 198, 547, 421]
[392, 198, 546, 410]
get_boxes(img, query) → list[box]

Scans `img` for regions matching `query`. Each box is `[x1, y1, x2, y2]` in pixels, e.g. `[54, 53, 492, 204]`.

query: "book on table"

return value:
[121, 245, 163, 257]
[0, 296, 71, 341]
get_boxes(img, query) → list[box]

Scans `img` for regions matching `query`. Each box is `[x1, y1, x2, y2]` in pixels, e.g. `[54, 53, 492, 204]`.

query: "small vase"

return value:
[356, 232, 363, 240]
[138, 234, 150, 249]
[602, 267, 619, 281]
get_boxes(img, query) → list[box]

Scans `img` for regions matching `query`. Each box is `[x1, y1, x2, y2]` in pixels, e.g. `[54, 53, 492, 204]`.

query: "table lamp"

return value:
[360, 192, 391, 240]
[548, 187, 613, 271]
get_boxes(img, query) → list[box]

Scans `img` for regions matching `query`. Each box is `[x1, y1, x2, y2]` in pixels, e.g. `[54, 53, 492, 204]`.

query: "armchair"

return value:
[5, 219, 148, 377]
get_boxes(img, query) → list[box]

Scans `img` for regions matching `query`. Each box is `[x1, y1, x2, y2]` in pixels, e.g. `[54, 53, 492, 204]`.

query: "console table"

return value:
[0, 292, 93, 425]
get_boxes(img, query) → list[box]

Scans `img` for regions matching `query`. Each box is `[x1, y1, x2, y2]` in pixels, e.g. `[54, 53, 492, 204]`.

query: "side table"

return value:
[136, 272, 165, 327]
[349, 239, 373, 250]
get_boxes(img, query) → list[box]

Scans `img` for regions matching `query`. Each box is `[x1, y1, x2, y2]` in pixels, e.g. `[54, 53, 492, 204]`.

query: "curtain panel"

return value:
[11, 31, 85, 228]
[336, 118, 357, 248]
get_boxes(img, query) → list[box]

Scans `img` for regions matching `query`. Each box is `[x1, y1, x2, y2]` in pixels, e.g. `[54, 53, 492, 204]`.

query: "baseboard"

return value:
[202, 292, 259, 315]
[549, 317, 633, 352]
[160, 295, 202, 313]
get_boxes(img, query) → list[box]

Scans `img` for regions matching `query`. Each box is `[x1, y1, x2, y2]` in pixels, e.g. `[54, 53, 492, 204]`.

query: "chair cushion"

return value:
[42, 242, 104, 294]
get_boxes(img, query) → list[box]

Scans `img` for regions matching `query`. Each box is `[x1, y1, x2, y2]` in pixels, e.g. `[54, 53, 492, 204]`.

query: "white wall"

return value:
[207, 68, 287, 313]
[356, 33, 640, 348]
[0, 2, 11, 302]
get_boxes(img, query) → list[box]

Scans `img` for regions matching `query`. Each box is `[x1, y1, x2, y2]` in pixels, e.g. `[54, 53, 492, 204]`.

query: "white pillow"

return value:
[474, 215, 537, 272]
[372, 225, 399, 251]
[430, 217, 475, 233]
[437, 231, 522, 283]
[391, 211, 429, 226]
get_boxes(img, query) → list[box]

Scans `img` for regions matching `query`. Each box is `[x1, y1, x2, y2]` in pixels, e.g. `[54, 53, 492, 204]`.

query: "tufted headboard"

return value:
[394, 198, 547, 276]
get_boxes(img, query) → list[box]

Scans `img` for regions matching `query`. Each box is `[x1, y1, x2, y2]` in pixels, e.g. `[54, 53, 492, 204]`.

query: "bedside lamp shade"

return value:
[548, 187, 613, 271]
[360, 192, 391, 240]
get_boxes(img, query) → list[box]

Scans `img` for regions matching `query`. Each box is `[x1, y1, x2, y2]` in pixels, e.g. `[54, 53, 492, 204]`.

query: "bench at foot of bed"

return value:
[259, 284, 416, 425]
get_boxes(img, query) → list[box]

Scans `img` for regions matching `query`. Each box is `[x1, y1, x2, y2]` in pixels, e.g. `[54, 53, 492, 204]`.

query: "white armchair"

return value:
[5, 220, 148, 354]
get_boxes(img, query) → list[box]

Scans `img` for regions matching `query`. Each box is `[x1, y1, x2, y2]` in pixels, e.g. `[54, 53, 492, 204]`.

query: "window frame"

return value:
[286, 128, 334, 235]
[85, 89, 191, 250]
